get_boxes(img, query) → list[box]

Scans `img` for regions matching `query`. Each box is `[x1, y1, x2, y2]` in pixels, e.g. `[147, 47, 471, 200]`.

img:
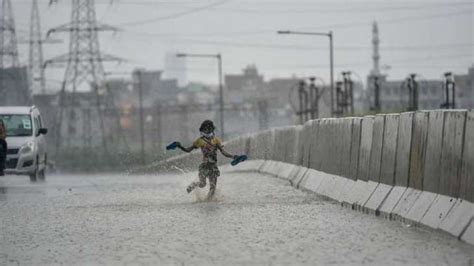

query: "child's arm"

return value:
[217, 145, 236, 159]
[177, 142, 196, 153]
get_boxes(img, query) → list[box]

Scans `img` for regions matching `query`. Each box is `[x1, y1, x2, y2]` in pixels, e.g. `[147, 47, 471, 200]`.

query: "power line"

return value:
[118, 8, 473, 37]
[122, 31, 474, 52]
[117, 0, 230, 27]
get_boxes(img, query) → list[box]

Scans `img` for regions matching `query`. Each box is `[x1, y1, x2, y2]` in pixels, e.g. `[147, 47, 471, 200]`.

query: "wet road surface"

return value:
[1, 172, 473, 265]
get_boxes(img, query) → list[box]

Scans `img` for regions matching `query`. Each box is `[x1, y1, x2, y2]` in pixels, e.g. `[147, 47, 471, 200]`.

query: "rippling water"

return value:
[0, 172, 473, 265]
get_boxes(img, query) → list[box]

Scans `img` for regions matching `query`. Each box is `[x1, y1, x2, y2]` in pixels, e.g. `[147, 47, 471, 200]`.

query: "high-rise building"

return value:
[164, 51, 187, 86]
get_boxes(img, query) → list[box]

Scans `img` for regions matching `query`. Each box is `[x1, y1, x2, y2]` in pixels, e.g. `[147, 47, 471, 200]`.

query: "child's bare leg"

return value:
[207, 176, 217, 199]
[187, 174, 206, 193]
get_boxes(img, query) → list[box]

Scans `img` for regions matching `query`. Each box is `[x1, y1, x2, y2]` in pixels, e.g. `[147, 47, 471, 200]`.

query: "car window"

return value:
[0, 115, 33, 137]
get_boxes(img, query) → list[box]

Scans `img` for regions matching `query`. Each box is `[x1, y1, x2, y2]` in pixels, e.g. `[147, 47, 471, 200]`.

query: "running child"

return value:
[173, 120, 237, 199]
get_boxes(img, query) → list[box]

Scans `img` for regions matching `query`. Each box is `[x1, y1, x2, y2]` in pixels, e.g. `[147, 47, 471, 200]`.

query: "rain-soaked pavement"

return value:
[0, 171, 473, 265]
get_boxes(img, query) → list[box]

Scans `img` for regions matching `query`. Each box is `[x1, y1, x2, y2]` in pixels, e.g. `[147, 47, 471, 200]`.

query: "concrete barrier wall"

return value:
[357, 116, 375, 181]
[394, 112, 413, 187]
[439, 111, 467, 198]
[348, 117, 362, 180]
[380, 114, 399, 185]
[368, 115, 385, 183]
[143, 110, 474, 202]
[339, 118, 353, 178]
[142, 110, 474, 244]
[423, 110, 445, 193]
[460, 111, 474, 202]
[409, 111, 429, 190]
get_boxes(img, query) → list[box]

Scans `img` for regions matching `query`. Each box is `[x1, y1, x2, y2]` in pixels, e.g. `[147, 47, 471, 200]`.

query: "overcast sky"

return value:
[12, 0, 474, 88]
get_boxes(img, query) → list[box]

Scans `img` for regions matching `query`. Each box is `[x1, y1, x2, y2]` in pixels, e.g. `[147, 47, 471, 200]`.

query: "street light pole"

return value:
[217, 54, 224, 140]
[134, 70, 145, 165]
[176, 53, 225, 139]
[277, 30, 335, 116]
[329, 31, 334, 116]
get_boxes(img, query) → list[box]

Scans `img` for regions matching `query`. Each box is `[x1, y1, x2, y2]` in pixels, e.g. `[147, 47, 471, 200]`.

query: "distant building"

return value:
[178, 82, 215, 105]
[0, 67, 31, 106]
[164, 52, 187, 86]
[132, 69, 181, 106]
[454, 66, 474, 109]
[367, 75, 450, 112]
[225, 65, 265, 104]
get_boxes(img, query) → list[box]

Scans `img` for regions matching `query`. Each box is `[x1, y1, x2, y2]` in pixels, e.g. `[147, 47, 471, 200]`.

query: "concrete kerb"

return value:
[439, 199, 474, 238]
[226, 159, 265, 173]
[326, 175, 351, 202]
[341, 180, 377, 210]
[378, 186, 408, 219]
[420, 194, 457, 229]
[298, 168, 325, 193]
[391, 188, 423, 222]
[354, 181, 379, 211]
[273, 162, 297, 181]
[363, 183, 393, 214]
[288, 166, 309, 188]
[404, 191, 438, 224]
[461, 218, 474, 245]
[339, 178, 357, 207]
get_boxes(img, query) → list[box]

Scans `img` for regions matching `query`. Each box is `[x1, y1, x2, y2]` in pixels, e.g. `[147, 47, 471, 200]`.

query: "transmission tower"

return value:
[0, 0, 19, 69]
[28, 0, 46, 94]
[45, 0, 122, 154]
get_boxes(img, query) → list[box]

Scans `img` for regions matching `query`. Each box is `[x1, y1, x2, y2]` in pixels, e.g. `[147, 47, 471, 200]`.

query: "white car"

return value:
[0, 106, 48, 181]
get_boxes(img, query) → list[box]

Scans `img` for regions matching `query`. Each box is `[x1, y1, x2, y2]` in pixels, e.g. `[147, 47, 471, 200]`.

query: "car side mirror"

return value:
[38, 128, 48, 135]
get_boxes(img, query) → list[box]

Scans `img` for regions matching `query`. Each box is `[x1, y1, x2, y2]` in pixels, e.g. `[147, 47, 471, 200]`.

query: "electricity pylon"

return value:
[45, 0, 122, 154]
[28, 0, 46, 94]
[0, 0, 19, 69]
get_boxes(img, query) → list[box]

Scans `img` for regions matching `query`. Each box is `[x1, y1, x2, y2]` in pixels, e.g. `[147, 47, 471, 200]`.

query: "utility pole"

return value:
[335, 71, 353, 116]
[45, 0, 122, 155]
[134, 70, 145, 165]
[406, 73, 419, 111]
[155, 104, 163, 150]
[373, 76, 381, 113]
[278, 30, 334, 116]
[217, 54, 224, 140]
[441, 72, 455, 109]
[257, 100, 268, 130]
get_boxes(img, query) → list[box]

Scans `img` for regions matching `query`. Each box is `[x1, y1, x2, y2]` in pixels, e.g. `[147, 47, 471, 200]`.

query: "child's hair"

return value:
[199, 120, 215, 132]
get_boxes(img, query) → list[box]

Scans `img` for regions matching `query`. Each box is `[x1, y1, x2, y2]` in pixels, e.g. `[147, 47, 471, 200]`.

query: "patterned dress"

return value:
[187, 136, 222, 195]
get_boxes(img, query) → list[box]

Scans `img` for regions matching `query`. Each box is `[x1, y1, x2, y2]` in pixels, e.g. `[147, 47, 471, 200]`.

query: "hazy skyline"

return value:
[11, 0, 474, 89]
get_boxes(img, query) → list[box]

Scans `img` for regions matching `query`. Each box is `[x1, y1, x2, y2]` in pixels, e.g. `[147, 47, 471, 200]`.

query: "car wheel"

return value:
[38, 168, 46, 181]
[29, 157, 39, 182]
[29, 169, 38, 182]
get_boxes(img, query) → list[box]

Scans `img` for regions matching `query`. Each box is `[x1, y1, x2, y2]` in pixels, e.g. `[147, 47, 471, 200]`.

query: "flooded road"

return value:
[0, 172, 473, 265]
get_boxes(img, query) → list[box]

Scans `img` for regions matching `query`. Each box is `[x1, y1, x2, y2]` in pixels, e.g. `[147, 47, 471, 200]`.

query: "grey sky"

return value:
[12, 0, 474, 88]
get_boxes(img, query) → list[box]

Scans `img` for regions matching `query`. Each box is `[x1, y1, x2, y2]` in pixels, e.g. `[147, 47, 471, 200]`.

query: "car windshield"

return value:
[0, 114, 33, 137]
